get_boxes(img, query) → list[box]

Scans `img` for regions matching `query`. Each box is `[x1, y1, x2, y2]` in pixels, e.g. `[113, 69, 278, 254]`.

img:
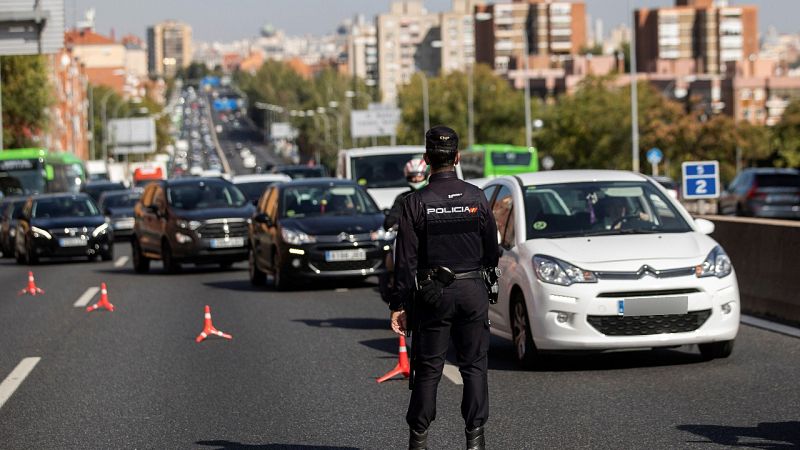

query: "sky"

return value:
[71, 0, 800, 43]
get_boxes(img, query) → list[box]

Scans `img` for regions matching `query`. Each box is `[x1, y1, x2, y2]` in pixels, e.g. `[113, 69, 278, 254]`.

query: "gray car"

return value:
[718, 168, 800, 219]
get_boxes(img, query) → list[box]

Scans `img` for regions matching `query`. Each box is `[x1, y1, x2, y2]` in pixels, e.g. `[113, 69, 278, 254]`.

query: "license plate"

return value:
[617, 296, 689, 317]
[58, 237, 87, 247]
[768, 194, 799, 203]
[325, 249, 367, 262]
[209, 237, 244, 248]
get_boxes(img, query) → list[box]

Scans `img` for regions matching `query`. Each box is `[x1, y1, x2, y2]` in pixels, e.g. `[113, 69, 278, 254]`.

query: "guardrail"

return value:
[702, 215, 800, 325]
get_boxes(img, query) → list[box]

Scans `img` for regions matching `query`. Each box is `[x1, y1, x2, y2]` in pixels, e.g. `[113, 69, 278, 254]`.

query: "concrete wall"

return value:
[705, 215, 800, 324]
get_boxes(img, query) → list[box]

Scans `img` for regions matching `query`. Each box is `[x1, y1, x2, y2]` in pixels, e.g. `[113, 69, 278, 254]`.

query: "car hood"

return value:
[107, 207, 135, 218]
[33, 216, 106, 229]
[172, 205, 254, 221]
[526, 232, 717, 270]
[280, 214, 384, 237]
[367, 187, 410, 211]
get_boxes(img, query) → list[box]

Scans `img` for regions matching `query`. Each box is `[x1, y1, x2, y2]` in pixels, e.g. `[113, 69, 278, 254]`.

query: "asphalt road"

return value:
[0, 243, 798, 449]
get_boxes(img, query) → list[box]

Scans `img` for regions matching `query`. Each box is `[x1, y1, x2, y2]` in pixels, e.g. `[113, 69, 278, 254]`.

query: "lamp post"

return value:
[467, 61, 475, 149]
[99, 90, 116, 162]
[421, 73, 430, 141]
[327, 101, 344, 151]
[629, 0, 640, 172]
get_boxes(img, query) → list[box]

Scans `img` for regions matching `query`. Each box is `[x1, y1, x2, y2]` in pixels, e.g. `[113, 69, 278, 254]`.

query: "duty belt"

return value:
[418, 268, 483, 282]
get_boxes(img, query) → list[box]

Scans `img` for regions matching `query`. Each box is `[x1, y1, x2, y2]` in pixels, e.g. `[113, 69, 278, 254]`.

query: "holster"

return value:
[416, 266, 456, 308]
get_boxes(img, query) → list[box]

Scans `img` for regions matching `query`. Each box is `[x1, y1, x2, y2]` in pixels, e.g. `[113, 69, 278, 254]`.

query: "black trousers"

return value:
[406, 278, 490, 432]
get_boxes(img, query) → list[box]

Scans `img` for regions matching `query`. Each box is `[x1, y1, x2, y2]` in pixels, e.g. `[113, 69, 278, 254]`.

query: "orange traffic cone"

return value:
[377, 335, 411, 383]
[18, 271, 44, 296]
[195, 305, 232, 343]
[86, 283, 114, 312]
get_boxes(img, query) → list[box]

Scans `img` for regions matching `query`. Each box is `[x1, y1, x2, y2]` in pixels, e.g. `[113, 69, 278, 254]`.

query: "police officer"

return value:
[389, 126, 500, 450]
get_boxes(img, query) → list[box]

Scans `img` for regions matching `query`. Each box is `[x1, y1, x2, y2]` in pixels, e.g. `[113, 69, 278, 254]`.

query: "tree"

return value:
[1, 55, 52, 148]
[773, 99, 800, 167]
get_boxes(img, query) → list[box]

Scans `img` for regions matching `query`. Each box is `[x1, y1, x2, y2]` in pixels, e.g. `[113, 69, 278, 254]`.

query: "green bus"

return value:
[459, 144, 539, 179]
[0, 149, 86, 197]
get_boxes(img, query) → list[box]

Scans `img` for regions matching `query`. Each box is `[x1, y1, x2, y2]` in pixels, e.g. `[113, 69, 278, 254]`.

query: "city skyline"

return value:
[72, 0, 800, 43]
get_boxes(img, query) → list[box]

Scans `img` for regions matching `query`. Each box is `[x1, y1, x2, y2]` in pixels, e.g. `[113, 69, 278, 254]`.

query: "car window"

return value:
[524, 181, 692, 239]
[483, 185, 498, 203]
[167, 181, 247, 210]
[492, 185, 515, 248]
[755, 173, 800, 188]
[281, 185, 378, 218]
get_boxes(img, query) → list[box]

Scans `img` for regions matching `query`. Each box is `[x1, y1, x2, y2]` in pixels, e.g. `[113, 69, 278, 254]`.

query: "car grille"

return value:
[597, 288, 701, 298]
[50, 227, 92, 239]
[196, 219, 247, 239]
[310, 259, 383, 271]
[587, 310, 712, 336]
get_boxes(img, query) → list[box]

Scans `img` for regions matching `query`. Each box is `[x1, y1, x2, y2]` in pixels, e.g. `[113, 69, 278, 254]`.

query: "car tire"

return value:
[248, 251, 266, 286]
[511, 292, 540, 369]
[272, 251, 292, 291]
[132, 239, 150, 274]
[162, 241, 181, 274]
[101, 246, 114, 262]
[699, 339, 734, 361]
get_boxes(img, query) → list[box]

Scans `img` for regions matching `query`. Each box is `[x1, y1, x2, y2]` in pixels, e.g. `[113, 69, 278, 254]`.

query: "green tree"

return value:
[1, 55, 52, 148]
[773, 99, 800, 167]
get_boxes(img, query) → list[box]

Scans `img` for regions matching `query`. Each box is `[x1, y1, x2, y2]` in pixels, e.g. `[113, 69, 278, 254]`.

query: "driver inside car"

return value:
[598, 196, 650, 230]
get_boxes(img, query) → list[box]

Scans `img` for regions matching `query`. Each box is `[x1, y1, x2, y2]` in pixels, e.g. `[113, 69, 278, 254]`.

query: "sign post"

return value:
[647, 147, 663, 176]
[682, 161, 720, 215]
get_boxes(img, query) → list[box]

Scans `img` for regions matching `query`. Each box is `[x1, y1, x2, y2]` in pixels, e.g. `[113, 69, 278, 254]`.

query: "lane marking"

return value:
[73, 286, 100, 308]
[741, 315, 800, 339]
[114, 256, 129, 268]
[442, 363, 463, 385]
[335, 288, 348, 293]
[0, 357, 41, 410]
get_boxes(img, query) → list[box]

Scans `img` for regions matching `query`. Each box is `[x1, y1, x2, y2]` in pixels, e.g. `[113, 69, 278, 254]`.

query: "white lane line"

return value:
[335, 288, 349, 292]
[0, 357, 41, 410]
[442, 363, 463, 385]
[114, 256, 129, 268]
[73, 286, 100, 308]
[741, 315, 800, 339]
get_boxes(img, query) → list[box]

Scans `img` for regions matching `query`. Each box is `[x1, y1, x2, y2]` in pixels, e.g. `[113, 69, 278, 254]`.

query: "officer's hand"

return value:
[390, 310, 407, 336]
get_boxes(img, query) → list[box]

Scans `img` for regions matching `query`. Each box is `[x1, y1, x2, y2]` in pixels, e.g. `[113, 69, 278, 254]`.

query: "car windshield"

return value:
[101, 193, 141, 209]
[167, 181, 247, 210]
[523, 181, 692, 239]
[755, 173, 800, 188]
[236, 181, 273, 202]
[33, 197, 99, 218]
[351, 153, 423, 188]
[277, 167, 327, 179]
[281, 184, 379, 218]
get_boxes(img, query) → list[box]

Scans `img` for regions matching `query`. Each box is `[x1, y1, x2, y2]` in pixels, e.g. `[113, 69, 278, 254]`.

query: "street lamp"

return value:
[420, 73, 430, 140]
[628, 0, 640, 172]
[326, 102, 344, 151]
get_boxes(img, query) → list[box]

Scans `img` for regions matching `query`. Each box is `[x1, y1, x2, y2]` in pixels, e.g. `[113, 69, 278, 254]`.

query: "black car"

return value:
[82, 181, 127, 203]
[132, 177, 254, 273]
[0, 197, 26, 258]
[248, 178, 392, 289]
[98, 190, 141, 241]
[14, 193, 113, 264]
[270, 165, 329, 179]
[718, 168, 800, 219]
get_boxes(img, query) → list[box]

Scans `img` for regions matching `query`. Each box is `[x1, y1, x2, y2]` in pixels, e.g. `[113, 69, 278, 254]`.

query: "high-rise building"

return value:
[147, 21, 192, 78]
[635, 0, 758, 74]
[475, 0, 587, 75]
[345, 15, 379, 88]
[439, 0, 478, 74]
[377, 0, 441, 104]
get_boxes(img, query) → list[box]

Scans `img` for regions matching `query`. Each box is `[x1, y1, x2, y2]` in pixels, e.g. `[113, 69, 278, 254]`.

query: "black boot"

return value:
[409, 428, 428, 450]
[466, 426, 485, 450]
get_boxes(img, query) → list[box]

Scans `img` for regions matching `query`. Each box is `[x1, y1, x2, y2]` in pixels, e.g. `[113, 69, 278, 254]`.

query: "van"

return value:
[336, 146, 463, 210]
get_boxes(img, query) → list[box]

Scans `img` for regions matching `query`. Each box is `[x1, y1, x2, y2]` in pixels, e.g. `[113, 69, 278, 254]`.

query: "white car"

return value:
[483, 170, 739, 367]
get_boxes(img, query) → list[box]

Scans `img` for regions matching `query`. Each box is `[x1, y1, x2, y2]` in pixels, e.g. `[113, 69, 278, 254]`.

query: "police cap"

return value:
[425, 126, 459, 169]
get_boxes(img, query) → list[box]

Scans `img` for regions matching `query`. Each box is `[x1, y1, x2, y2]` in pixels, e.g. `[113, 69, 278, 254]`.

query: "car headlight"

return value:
[92, 223, 110, 237]
[31, 226, 52, 239]
[370, 228, 397, 241]
[533, 255, 597, 286]
[177, 219, 202, 230]
[281, 228, 316, 245]
[696, 246, 732, 278]
[175, 232, 193, 244]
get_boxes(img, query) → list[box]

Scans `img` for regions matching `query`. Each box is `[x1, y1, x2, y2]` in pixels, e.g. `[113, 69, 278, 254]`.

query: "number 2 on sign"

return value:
[696, 179, 707, 194]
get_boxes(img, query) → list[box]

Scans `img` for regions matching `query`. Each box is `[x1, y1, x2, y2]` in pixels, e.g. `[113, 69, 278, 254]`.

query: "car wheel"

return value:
[699, 339, 734, 361]
[511, 292, 539, 369]
[248, 251, 266, 286]
[272, 252, 292, 291]
[101, 245, 114, 262]
[132, 239, 150, 274]
[162, 241, 181, 274]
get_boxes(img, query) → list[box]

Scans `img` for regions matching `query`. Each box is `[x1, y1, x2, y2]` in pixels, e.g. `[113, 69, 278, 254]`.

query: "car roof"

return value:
[510, 170, 650, 186]
[31, 193, 92, 200]
[338, 146, 425, 157]
[232, 174, 292, 183]
[276, 177, 358, 188]
[164, 177, 232, 186]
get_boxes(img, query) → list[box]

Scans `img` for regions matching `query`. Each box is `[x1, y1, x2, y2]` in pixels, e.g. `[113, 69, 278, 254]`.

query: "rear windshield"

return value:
[351, 153, 423, 188]
[755, 173, 800, 188]
[33, 197, 99, 218]
[167, 181, 247, 210]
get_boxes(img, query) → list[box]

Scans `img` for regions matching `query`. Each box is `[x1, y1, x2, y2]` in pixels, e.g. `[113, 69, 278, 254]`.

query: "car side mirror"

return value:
[254, 213, 272, 227]
[694, 218, 715, 235]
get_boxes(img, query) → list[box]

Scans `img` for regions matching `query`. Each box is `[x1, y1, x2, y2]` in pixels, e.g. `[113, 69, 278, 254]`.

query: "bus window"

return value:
[0, 159, 44, 195]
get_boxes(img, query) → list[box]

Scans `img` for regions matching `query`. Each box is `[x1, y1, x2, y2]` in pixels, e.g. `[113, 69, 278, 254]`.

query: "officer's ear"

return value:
[423, 153, 430, 165]
[454, 151, 460, 166]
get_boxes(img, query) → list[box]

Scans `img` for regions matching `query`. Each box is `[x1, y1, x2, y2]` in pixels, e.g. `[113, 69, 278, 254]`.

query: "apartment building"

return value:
[439, 0, 479, 74]
[635, 0, 758, 75]
[148, 21, 192, 78]
[45, 48, 90, 160]
[377, 0, 441, 104]
[345, 15, 379, 88]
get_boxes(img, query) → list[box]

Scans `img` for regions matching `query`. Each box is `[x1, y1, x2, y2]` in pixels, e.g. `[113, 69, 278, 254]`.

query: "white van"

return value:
[336, 146, 463, 210]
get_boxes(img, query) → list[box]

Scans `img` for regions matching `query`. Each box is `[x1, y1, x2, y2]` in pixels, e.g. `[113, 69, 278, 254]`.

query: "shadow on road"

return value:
[204, 280, 263, 292]
[359, 337, 398, 355]
[677, 421, 800, 448]
[196, 440, 359, 450]
[295, 317, 388, 330]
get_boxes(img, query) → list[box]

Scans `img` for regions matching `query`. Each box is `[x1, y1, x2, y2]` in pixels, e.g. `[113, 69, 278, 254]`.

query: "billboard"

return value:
[108, 117, 157, 155]
[350, 109, 401, 138]
[270, 122, 295, 140]
[0, 0, 65, 55]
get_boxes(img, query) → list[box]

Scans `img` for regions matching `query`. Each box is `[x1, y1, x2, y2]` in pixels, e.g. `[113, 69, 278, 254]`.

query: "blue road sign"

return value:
[682, 161, 720, 199]
[647, 148, 663, 165]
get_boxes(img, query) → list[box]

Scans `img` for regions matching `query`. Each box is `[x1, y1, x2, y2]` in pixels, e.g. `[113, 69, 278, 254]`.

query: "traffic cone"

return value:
[18, 271, 44, 296]
[195, 305, 232, 343]
[86, 283, 114, 312]
[377, 335, 410, 383]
